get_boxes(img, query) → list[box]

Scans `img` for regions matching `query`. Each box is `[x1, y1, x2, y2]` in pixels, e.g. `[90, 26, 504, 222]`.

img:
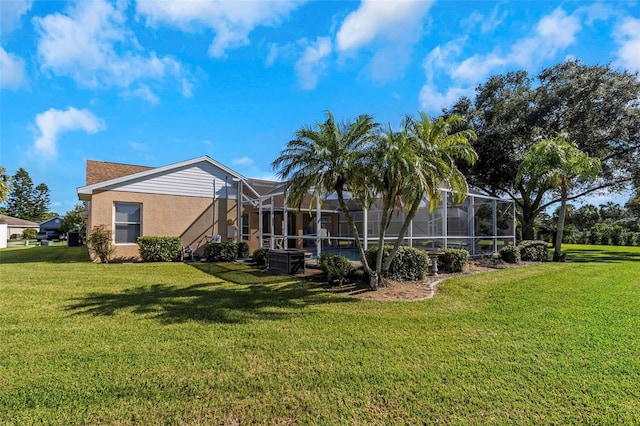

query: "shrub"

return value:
[626, 232, 639, 247]
[86, 225, 114, 263]
[204, 242, 238, 262]
[365, 246, 429, 281]
[137, 236, 182, 262]
[437, 248, 470, 273]
[22, 228, 36, 240]
[500, 245, 520, 264]
[237, 242, 250, 259]
[253, 248, 270, 266]
[319, 253, 353, 286]
[611, 226, 628, 246]
[518, 240, 549, 262]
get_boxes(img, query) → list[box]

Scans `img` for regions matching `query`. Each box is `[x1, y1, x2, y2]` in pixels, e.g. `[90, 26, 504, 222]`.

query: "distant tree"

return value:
[574, 204, 600, 232]
[448, 60, 640, 240]
[0, 166, 9, 203]
[7, 168, 35, 220]
[626, 189, 640, 218]
[517, 136, 600, 260]
[60, 204, 87, 233]
[32, 183, 51, 222]
[6, 168, 51, 221]
[599, 201, 626, 222]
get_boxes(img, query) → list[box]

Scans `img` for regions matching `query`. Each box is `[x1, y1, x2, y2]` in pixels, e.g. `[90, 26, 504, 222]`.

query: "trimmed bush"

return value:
[365, 246, 429, 281]
[22, 228, 36, 240]
[137, 236, 182, 262]
[319, 253, 353, 286]
[518, 240, 549, 262]
[437, 248, 470, 273]
[237, 242, 250, 259]
[253, 248, 269, 266]
[500, 245, 520, 264]
[204, 242, 238, 262]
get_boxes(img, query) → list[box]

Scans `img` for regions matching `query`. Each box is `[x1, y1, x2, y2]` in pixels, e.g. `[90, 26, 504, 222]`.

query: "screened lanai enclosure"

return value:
[253, 185, 516, 260]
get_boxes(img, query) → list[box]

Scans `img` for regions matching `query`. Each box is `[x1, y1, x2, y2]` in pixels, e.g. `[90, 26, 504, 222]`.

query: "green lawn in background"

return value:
[1, 244, 639, 424]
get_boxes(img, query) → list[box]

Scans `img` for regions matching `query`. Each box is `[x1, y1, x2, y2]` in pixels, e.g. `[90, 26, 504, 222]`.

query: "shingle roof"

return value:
[0, 215, 39, 227]
[86, 160, 153, 185]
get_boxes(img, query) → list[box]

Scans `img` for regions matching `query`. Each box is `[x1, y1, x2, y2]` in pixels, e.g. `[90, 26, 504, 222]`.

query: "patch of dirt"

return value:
[312, 258, 538, 302]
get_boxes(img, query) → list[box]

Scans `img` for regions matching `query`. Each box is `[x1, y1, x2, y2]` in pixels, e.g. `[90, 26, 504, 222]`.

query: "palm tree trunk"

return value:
[554, 197, 567, 261]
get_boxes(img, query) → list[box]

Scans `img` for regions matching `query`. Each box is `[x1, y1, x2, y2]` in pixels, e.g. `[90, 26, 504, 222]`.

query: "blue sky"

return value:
[1, 0, 639, 215]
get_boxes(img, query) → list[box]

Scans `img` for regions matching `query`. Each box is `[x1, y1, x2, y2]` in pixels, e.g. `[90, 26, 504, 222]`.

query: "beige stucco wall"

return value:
[88, 190, 238, 261]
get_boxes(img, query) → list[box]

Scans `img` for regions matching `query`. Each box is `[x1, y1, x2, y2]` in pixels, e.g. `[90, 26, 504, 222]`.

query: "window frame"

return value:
[113, 202, 142, 245]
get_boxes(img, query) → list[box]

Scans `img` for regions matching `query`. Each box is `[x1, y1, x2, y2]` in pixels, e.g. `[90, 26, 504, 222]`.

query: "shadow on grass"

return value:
[565, 248, 640, 263]
[66, 264, 353, 324]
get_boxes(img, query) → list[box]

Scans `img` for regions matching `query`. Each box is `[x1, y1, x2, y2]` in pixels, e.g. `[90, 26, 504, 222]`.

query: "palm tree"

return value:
[272, 110, 380, 277]
[517, 135, 600, 260]
[372, 113, 478, 282]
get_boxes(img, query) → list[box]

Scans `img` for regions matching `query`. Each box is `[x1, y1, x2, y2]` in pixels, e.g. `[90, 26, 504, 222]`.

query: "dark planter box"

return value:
[268, 249, 305, 275]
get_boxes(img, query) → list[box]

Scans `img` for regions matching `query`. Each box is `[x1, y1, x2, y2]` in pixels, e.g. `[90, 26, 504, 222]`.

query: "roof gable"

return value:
[78, 156, 257, 200]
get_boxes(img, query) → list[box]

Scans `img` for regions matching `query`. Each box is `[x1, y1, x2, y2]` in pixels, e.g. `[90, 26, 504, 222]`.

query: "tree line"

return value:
[0, 166, 85, 235]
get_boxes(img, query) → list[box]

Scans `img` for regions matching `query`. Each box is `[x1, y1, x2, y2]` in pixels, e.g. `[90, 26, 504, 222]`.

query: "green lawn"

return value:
[1, 244, 639, 424]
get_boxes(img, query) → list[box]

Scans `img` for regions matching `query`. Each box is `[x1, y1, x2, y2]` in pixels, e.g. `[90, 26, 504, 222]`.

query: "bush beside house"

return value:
[137, 237, 182, 262]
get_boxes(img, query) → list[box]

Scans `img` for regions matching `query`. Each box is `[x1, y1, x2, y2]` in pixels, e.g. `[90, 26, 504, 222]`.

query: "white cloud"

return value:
[336, 0, 433, 51]
[419, 7, 583, 111]
[33, 107, 105, 159]
[135, 0, 304, 58]
[419, 84, 471, 114]
[615, 18, 640, 74]
[129, 141, 148, 151]
[34, 0, 192, 101]
[130, 85, 160, 105]
[508, 8, 581, 68]
[231, 156, 254, 166]
[0, 46, 27, 90]
[335, 0, 433, 82]
[295, 37, 332, 90]
[0, 0, 33, 34]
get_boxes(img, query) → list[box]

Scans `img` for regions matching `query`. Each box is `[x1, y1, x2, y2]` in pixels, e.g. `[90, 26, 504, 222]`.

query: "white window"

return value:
[114, 203, 141, 244]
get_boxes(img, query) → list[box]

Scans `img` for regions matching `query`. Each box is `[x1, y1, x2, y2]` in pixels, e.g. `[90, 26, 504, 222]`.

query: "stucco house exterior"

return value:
[0, 215, 40, 239]
[77, 156, 516, 262]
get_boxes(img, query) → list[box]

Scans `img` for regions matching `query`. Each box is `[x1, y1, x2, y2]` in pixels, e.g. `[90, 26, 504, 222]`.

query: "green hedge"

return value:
[500, 245, 520, 264]
[253, 248, 269, 266]
[437, 248, 470, 273]
[518, 240, 549, 261]
[365, 246, 429, 281]
[319, 253, 353, 286]
[237, 242, 250, 259]
[137, 236, 182, 262]
[204, 242, 238, 262]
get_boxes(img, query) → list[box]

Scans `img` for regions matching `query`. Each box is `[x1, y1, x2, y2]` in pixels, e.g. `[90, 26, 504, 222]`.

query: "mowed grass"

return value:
[1, 244, 639, 424]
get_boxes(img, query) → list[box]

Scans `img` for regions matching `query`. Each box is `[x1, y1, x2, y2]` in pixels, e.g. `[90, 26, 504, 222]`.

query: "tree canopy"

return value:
[5, 168, 52, 222]
[448, 60, 640, 239]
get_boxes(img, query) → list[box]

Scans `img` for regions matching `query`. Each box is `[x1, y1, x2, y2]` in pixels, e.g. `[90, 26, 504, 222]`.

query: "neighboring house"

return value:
[39, 216, 64, 232]
[78, 156, 516, 262]
[0, 215, 40, 239]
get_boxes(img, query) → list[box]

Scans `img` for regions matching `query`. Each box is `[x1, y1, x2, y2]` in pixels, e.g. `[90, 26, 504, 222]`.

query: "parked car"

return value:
[36, 230, 60, 241]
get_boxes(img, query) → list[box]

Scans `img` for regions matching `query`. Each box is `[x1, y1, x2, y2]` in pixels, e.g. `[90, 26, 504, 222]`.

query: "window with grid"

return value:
[114, 203, 141, 244]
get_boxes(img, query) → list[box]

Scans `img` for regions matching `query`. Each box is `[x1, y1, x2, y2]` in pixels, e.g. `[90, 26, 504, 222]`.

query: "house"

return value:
[77, 156, 516, 262]
[0, 215, 40, 239]
[77, 156, 270, 261]
[39, 216, 64, 232]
